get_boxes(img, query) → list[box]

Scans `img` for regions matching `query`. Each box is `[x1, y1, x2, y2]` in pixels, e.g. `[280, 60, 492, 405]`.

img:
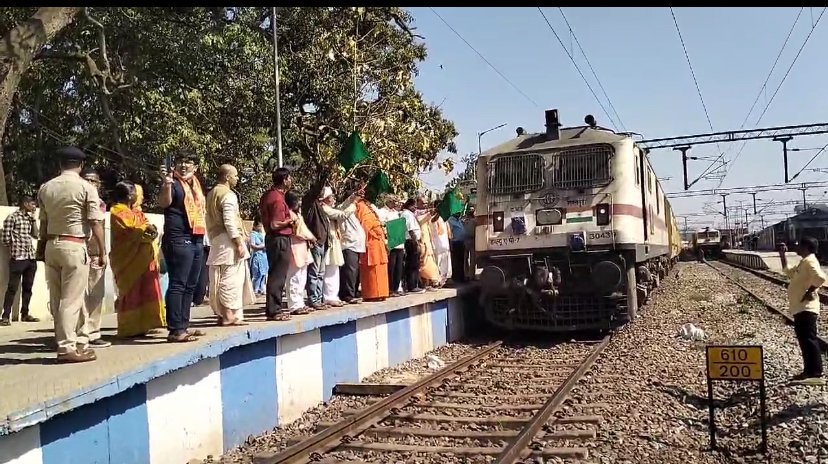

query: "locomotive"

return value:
[692, 227, 722, 259]
[474, 109, 681, 333]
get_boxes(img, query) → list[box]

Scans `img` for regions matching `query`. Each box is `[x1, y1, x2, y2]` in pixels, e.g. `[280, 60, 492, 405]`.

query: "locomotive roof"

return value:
[480, 126, 631, 158]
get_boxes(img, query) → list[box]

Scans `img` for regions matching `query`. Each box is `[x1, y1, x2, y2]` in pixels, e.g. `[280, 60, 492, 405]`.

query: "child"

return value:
[286, 192, 316, 315]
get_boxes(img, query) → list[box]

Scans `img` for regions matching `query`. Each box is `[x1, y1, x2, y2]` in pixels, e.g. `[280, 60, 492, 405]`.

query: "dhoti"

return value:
[209, 259, 255, 323]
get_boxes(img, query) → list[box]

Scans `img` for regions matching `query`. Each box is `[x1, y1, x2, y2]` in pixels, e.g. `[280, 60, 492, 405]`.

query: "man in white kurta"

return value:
[205, 164, 254, 325]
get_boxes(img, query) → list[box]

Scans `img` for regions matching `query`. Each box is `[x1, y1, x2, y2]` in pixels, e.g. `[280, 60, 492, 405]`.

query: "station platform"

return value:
[0, 287, 469, 464]
[721, 249, 820, 274]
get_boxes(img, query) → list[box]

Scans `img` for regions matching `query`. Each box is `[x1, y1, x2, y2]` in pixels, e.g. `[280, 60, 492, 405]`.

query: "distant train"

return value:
[757, 206, 828, 263]
[473, 109, 681, 333]
[692, 227, 723, 259]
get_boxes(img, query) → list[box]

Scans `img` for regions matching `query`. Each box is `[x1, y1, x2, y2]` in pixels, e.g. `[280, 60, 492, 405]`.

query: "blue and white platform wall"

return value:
[0, 299, 464, 464]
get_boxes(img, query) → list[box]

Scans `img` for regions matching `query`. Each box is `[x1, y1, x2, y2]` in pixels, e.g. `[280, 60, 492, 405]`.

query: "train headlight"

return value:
[536, 208, 563, 225]
[595, 203, 611, 226]
[570, 232, 586, 252]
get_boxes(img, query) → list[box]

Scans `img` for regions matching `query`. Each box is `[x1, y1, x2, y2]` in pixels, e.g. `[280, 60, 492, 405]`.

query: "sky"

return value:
[408, 7, 828, 232]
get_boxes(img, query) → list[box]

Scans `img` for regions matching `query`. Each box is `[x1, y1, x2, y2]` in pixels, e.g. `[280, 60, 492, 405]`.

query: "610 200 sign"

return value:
[706, 345, 763, 381]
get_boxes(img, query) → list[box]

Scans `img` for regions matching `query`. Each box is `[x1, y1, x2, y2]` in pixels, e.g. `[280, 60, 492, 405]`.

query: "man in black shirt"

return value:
[158, 150, 208, 342]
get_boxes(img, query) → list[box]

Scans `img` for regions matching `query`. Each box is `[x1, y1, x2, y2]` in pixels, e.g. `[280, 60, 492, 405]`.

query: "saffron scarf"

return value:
[173, 172, 206, 235]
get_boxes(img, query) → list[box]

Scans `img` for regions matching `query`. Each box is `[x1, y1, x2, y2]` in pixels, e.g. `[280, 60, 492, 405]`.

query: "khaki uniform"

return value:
[38, 171, 105, 355]
[85, 199, 107, 342]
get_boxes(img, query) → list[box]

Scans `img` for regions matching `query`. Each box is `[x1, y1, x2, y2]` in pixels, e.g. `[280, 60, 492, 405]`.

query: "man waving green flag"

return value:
[338, 131, 370, 171]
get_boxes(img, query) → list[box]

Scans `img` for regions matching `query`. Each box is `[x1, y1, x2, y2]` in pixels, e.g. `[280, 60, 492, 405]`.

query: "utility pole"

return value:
[271, 7, 284, 168]
[774, 135, 793, 183]
[750, 192, 758, 214]
[674, 146, 692, 190]
[799, 184, 808, 209]
[720, 193, 731, 247]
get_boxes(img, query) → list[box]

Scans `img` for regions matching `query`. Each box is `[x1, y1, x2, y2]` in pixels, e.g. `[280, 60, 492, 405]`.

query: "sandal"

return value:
[187, 329, 207, 337]
[267, 313, 292, 322]
[291, 307, 312, 316]
[220, 320, 249, 327]
[167, 333, 199, 343]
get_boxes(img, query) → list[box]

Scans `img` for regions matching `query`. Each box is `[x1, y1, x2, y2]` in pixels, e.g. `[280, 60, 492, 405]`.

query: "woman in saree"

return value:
[110, 181, 166, 337]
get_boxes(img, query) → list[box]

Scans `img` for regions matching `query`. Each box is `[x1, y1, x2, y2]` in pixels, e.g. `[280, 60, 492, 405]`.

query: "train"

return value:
[692, 227, 723, 259]
[756, 206, 828, 262]
[473, 109, 681, 333]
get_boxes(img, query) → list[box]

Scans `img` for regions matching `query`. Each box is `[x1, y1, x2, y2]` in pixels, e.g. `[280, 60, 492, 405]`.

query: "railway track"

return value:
[252, 337, 612, 464]
[707, 260, 828, 349]
[715, 258, 828, 304]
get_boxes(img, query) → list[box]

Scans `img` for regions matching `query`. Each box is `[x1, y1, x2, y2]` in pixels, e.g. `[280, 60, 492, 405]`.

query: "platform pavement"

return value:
[0, 287, 463, 435]
[722, 249, 828, 275]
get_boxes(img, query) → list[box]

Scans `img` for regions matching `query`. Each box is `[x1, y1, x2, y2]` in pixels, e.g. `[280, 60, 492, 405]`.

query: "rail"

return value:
[706, 260, 828, 350]
[494, 335, 612, 463]
[252, 341, 503, 464]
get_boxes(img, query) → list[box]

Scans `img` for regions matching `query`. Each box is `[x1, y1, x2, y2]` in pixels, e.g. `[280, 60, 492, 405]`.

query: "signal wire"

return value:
[556, 8, 626, 132]
[717, 7, 826, 186]
[536, 7, 619, 131]
[429, 7, 540, 109]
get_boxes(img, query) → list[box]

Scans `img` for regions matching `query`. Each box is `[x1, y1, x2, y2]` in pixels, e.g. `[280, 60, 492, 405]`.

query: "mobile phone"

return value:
[165, 153, 173, 171]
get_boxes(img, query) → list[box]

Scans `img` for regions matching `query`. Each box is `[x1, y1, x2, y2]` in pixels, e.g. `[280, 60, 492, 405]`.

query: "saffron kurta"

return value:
[355, 200, 389, 300]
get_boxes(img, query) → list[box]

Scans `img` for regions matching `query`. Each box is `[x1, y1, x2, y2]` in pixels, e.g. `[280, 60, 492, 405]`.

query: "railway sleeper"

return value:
[316, 414, 602, 430]
[345, 401, 608, 415]
[360, 426, 596, 441]
[338, 440, 589, 458]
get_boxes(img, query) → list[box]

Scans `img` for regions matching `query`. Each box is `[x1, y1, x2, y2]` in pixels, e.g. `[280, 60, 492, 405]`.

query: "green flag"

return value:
[386, 217, 407, 251]
[438, 189, 464, 221]
[366, 170, 391, 203]
[337, 131, 370, 171]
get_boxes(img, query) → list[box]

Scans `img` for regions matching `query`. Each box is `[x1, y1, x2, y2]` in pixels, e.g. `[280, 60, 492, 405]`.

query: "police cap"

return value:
[56, 146, 86, 162]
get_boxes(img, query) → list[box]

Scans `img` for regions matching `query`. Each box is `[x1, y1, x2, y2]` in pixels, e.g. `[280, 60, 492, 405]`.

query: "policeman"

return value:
[37, 147, 107, 363]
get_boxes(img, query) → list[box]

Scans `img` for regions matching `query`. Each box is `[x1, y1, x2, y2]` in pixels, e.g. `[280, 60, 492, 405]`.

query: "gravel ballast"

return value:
[207, 262, 828, 463]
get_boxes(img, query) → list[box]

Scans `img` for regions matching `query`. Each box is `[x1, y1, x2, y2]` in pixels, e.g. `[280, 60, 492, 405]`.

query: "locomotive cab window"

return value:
[634, 153, 640, 185]
[656, 185, 660, 214]
[647, 167, 653, 193]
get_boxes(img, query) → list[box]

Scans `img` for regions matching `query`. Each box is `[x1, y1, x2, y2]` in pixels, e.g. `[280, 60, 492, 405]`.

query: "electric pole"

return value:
[774, 136, 793, 183]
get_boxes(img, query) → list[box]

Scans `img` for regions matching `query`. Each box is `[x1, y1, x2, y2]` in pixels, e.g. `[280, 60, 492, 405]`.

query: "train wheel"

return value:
[625, 259, 638, 321]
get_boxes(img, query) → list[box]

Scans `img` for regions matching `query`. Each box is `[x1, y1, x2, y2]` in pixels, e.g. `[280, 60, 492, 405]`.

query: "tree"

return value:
[0, 7, 458, 216]
[0, 7, 81, 204]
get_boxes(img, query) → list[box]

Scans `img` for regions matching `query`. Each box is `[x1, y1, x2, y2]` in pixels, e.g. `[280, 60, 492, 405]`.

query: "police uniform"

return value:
[38, 147, 105, 360]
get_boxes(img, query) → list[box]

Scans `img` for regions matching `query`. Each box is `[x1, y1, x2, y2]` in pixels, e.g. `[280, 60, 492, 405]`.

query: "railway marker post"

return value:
[705, 345, 767, 454]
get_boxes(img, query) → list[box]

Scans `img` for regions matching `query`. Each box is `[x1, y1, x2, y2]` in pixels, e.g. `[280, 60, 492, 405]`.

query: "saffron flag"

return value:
[337, 131, 370, 171]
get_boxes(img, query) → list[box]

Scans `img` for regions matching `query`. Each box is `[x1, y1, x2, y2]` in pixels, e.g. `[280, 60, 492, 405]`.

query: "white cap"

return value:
[320, 186, 334, 200]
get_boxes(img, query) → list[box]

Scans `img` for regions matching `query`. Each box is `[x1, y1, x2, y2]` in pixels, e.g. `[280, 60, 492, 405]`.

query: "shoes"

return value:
[89, 339, 112, 348]
[57, 349, 97, 363]
[0, 318, 9, 326]
[21, 315, 39, 322]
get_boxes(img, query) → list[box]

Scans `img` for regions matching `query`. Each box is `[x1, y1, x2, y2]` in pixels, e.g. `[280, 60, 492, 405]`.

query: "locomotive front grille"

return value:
[487, 295, 625, 331]
[548, 144, 613, 190]
[487, 153, 545, 195]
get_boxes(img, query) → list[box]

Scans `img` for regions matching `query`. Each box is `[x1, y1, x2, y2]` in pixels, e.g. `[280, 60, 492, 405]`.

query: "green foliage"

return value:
[0, 7, 457, 215]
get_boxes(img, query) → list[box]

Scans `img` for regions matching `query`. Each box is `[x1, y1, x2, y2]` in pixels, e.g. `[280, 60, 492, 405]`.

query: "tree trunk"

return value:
[0, 7, 81, 205]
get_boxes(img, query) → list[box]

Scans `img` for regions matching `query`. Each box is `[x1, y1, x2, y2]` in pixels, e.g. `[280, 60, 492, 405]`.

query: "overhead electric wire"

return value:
[536, 7, 620, 130]
[789, 140, 828, 181]
[704, 7, 805, 187]
[556, 7, 626, 132]
[429, 7, 540, 108]
[717, 7, 826, 186]
[668, 8, 726, 187]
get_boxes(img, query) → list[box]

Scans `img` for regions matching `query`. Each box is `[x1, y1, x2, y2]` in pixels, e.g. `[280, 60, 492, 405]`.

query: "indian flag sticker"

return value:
[566, 212, 593, 224]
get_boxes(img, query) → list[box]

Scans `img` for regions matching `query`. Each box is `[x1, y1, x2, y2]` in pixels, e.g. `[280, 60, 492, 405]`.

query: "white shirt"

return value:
[339, 203, 366, 253]
[400, 209, 421, 241]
